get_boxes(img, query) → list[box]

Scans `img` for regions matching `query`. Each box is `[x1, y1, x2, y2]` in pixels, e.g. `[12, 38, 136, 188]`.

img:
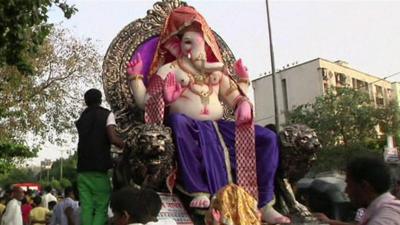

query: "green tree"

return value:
[0, 167, 37, 188]
[0, 0, 77, 73]
[288, 87, 384, 147]
[0, 27, 102, 173]
[287, 87, 399, 171]
[48, 152, 77, 184]
[51, 179, 61, 191]
[376, 100, 400, 137]
[0, 142, 37, 173]
[60, 178, 72, 189]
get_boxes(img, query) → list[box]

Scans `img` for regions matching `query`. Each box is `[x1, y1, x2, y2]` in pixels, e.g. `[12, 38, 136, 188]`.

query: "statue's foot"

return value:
[190, 195, 210, 208]
[260, 205, 291, 224]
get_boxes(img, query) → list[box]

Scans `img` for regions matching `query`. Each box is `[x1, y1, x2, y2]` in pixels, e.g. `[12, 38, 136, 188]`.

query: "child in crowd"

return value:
[110, 187, 176, 225]
[29, 196, 50, 225]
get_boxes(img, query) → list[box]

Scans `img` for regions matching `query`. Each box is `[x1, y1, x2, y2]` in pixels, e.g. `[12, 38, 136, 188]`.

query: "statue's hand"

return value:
[234, 58, 249, 79]
[163, 72, 182, 104]
[126, 53, 143, 76]
[235, 100, 252, 125]
[211, 209, 222, 223]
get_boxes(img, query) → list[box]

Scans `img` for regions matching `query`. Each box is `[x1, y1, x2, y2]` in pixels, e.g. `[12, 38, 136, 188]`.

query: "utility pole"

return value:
[60, 149, 63, 180]
[265, 0, 280, 129]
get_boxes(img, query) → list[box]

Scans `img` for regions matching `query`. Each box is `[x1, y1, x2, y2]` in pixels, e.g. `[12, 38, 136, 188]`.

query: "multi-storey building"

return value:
[252, 58, 396, 126]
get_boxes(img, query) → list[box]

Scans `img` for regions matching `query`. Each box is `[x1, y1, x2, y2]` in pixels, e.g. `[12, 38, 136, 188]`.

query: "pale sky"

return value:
[33, 0, 400, 164]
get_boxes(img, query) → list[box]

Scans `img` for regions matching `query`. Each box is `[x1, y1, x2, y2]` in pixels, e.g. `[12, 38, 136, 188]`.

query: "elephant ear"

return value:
[102, 0, 239, 138]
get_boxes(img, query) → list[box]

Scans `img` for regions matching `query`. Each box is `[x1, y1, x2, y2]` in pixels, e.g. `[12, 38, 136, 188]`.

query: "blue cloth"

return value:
[166, 113, 279, 207]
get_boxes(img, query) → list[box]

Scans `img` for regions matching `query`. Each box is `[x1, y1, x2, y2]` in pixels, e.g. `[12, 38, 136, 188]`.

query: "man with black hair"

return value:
[76, 88, 125, 225]
[110, 187, 176, 225]
[345, 156, 400, 225]
[1, 186, 24, 225]
[29, 196, 50, 225]
[41, 186, 57, 209]
[314, 157, 400, 225]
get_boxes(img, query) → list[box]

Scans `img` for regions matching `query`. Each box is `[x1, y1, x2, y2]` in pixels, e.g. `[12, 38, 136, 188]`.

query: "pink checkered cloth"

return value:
[235, 120, 258, 199]
[145, 75, 165, 124]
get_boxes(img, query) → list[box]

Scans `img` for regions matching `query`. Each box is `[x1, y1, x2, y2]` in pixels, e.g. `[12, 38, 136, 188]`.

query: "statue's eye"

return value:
[301, 136, 309, 142]
[157, 135, 165, 140]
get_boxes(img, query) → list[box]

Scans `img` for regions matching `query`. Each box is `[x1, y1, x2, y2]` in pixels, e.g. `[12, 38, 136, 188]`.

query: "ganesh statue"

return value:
[102, 1, 308, 224]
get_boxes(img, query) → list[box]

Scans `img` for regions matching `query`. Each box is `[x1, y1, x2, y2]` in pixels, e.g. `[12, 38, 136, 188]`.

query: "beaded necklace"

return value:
[177, 58, 213, 106]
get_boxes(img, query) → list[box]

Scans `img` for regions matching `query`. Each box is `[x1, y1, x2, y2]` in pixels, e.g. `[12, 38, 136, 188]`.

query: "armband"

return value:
[233, 95, 249, 110]
[237, 78, 250, 86]
[127, 74, 144, 81]
[225, 79, 239, 97]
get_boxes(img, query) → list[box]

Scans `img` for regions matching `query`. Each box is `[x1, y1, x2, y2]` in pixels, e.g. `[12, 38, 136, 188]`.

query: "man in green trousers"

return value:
[76, 89, 125, 225]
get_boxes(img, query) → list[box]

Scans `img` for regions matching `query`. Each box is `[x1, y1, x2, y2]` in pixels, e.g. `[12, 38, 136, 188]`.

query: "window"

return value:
[335, 72, 347, 86]
[375, 85, 384, 106]
[323, 82, 329, 94]
[376, 98, 385, 106]
[320, 68, 329, 80]
[352, 78, 369, 93]
[387, 88, 393, 99]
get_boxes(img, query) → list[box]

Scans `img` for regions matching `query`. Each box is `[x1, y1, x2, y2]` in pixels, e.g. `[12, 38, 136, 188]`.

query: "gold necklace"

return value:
[177, 58, 206, 85]
[176, 58, 213, 106]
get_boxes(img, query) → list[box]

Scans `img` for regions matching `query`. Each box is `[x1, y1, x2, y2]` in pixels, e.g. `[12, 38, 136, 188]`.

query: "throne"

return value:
[102, 0, 236, 191]
[102, 0, 321, 224]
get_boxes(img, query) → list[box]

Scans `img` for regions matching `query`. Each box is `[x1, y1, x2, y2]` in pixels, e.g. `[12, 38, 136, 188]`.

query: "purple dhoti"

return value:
[166, 113, 279, 208]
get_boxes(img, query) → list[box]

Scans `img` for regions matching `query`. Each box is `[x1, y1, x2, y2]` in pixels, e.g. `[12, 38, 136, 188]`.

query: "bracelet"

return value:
[127, 74, 143, 81]
[237, 78, 250, 85]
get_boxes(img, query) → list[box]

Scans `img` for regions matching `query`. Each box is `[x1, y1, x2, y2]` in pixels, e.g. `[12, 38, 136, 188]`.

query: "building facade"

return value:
[252, 58, 396, 126]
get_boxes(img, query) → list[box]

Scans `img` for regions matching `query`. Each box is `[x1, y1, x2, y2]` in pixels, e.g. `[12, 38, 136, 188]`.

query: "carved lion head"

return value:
[114, 124, 175, 190]
[279, 124, 322, 184]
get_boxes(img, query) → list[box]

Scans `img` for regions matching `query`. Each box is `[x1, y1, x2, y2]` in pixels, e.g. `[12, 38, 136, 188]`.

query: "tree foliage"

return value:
[0, 142, 38, 174]
[0, 167, 37, 188]
[286, 87, 400, 172]
[46, 151, 77, 184]
[287, 87, 396, 147]
[0, 27, 102, 172]
[0, 0, 77, 73]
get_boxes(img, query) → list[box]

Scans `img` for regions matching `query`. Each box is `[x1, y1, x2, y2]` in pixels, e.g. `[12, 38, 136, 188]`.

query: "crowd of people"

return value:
[1, 157, 400, 225]
[0, 184, 177, 225]
[0, 184, 79, 225]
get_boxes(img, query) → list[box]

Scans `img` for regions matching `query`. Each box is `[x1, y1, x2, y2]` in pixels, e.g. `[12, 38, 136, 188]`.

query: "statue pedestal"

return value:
[158, 192, 194, 225]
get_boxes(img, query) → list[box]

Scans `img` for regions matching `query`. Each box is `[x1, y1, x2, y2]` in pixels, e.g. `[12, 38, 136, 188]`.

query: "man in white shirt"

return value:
[41, 186, 57, 209]
[49, 186, 79, 225]
[1, 186, 25, 225]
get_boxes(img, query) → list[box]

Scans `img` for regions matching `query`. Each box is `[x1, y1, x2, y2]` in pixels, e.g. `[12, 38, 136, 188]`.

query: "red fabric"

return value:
[145, 74, 165, 124]
[21, 203, 32, 224]
[235, 121, 258, 199]
[150, 6, 222, 75]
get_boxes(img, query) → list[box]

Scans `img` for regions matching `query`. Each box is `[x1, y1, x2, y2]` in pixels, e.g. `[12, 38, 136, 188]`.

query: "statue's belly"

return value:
[169, 93, 224, 121]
